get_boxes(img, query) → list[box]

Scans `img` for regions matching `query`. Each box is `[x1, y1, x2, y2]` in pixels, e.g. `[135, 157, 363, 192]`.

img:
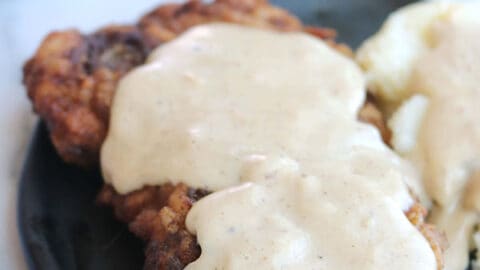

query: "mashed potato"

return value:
[357, 1, 480, 270]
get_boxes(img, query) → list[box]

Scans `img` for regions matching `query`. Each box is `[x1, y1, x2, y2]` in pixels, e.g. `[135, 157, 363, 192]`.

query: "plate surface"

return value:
[19, 1, 426, 269]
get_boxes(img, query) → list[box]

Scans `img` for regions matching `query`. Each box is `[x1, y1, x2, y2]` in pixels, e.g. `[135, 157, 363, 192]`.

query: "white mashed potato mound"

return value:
[388, 94, 429, 154]
[356, 0, 479, 102]
[357, 1, 480, 270]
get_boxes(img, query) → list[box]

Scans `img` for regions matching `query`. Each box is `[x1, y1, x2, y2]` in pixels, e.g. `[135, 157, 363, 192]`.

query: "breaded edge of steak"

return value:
[23, 0, 344, 167]
[98, 184, 447, 270]
[23, 26, 149, 166]
[97, 184, 210, 270]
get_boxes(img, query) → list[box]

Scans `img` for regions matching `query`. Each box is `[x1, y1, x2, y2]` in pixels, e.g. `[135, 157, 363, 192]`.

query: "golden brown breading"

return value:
[358, 94, 391, 143]
[405, 202, 448, 270]
[139, 0, 304, 48]
[99, 184, 445, 270]
[23, 26, 149, 166]
[98, 184, 209, 270]
[23, 0, 321, 166]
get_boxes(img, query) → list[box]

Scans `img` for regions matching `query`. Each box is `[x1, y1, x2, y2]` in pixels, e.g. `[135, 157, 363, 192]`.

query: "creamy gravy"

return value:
[186, 164, 434, 270]
[357, 2, 480, 269]
[102, 23, 436, 269]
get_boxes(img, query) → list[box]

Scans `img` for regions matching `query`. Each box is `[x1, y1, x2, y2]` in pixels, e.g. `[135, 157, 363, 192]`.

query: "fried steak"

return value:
[24, 0, 441, 269]
[23, 0, 328, 167]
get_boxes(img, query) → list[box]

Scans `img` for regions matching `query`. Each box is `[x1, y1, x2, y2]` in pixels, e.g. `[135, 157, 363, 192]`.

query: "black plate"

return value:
[18, 1, 427, 269]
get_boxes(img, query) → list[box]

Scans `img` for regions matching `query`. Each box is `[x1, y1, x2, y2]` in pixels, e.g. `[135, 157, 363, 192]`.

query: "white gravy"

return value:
[102, 23, 436, 269]
[357, 2, 480, 269]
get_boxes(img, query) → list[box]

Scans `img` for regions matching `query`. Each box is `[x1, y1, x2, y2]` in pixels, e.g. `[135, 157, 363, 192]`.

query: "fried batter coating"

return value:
[23, 26, 149, 166]
[98, 184, 209, 270]
[99, 184, 445, 270]
[139, 0, 305, 48]
[405, 201, 448, 270]
[358, 94, 392, 143]
[24, 0, 326, 166]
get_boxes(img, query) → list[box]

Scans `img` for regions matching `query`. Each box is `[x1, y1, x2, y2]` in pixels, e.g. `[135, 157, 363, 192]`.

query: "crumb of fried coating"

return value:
[97, 184, 209, 270]
[23, 26, 148, 166]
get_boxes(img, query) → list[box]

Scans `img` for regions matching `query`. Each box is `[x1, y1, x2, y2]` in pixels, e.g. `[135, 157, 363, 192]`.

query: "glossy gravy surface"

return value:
[102, 23, 436, 269]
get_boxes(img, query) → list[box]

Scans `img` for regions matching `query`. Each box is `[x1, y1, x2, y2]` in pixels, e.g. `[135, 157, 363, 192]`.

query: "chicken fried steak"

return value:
[23, 0, 334, 166]
[24, 0, 385, 167]
[24, 0, 440, 269]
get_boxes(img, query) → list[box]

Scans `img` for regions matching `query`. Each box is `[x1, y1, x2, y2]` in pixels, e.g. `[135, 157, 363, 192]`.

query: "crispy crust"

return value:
[139, 0, 303, 49]
[24, 0, 332, 167]
[405, 202, 448, 270]
[23, 26, 149, 166]
[99, 184, 446, 270]
[98, 184, 209, 270]
[358, 94, 392, 143]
